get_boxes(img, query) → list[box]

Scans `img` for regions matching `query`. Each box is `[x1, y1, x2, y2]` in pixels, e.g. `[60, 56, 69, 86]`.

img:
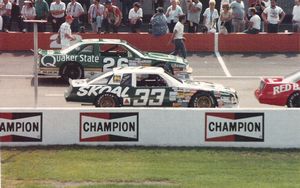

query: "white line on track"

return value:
[215, 51, 232, 77]
[214, 33, 232, 77]
[45, 94, 64, 97]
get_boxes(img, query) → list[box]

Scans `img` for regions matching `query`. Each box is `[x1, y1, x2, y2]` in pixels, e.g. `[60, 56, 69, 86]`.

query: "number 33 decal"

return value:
[103, 57, 129, 72]
[133, 89, 166, 106]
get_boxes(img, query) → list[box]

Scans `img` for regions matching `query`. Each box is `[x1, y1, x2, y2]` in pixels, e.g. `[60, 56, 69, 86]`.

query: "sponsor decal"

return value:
[273, 83, 300, 95]
[41, 54, 100, 67]
[80, 113, 139, 142]
[205, 113, 264, 142]
[77, 85, 130, 97]
[123, 98, 131, 105]
[0, 113, 42, 142]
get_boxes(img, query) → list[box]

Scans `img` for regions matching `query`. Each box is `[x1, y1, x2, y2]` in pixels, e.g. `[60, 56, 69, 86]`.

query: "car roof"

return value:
[81, 38, 127, 44]
[112, 66, 165, 74]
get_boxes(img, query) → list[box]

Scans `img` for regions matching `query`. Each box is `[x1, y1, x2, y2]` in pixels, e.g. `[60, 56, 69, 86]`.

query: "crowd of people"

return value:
[0, 0, 299, 34]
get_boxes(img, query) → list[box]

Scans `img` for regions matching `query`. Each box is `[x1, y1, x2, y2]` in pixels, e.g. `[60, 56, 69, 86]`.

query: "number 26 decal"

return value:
[103, 57, 129, 72]
[133, 89, 166, 106]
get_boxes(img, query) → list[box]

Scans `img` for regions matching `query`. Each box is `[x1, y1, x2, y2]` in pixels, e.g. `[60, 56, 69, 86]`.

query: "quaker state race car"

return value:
[38, 39, 191, 81]
[255, 71, 300, 107]
[65, 66, 239, 108]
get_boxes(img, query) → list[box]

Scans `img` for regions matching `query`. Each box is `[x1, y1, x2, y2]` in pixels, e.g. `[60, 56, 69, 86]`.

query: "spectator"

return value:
[20, 0, 36, 32]
[262, 0, 285, 33]
[203, 0, 219, 33]
[66, 0, 84, 32]
[0, 13, 2, 30]
[230, 0, 245, 32]
[59, 15, 75, 49]
[102, 0, 122, 33]
[169, 14, 187, 59]
[293, 0, 300, 32]
[88, 0, 104, 33]
[0, 0, 12, 32]
[35, 0, 49, 32]
[150, 6, 168, 36]
[128, 2, 143, 33]
[50, 0, 66, 32]
[186, 0, 202, 33]
[153, 0, 164, 12]
[166, 0, 183, 33]
[251, 0, 266, 31]
[120, 0, 131, 24]
[263, 0, 270, 7]
[220, 2, 232, 33]
[10, 0, 21, 31]
[244, 7, 261, 34]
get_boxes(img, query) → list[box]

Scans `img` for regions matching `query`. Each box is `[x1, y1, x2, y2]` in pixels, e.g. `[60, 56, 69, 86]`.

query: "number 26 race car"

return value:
[255, 71, 300, 107]
[65, 67, 239, 108]
[38, 39, 191, 81]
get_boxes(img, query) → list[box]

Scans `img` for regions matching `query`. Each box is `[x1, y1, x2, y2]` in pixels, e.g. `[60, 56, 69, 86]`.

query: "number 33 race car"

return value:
[38, 39, 191, 81]
[255, 71, 300, 107]
[65, 67, 239, 108]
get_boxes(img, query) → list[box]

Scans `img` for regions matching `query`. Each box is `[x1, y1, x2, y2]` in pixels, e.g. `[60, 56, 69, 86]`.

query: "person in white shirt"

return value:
[20, 0, 36, 32]
[59, 15, 75, 49]
[50, 0, 66, 32]
[166, 0, 183, 33]
[244, 7, 261, 34]
[203, 0, 219, 32]
[263, 0, 270, 7]
[88, 0, 104, 33]
[293, 0, 300, 32]
[66, 0, 84, 32]
[128, 2, 143, 33]
[262, 0, 285, 33]
[169, 14, 186, 59]
[186, 0, 202, 33]
[0, 0, 12, 31]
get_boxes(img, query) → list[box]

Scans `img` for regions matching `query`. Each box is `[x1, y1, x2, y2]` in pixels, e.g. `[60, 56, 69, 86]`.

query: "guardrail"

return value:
[0, 32, 299, 53]
[1, 108, 299, 148]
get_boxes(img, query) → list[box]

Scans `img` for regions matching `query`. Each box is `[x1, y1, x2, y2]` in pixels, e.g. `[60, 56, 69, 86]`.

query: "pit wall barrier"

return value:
[0, 32, 299, 53]
[1, 108, 300, 148]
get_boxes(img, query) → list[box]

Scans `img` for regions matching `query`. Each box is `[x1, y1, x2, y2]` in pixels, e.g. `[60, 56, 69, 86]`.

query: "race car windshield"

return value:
[61, 43, 82, 54]
[164, 71, 183, 84]
[283, 71, 300, 82]
[126, 43, 145, 56]
[87, 72, 113, 83]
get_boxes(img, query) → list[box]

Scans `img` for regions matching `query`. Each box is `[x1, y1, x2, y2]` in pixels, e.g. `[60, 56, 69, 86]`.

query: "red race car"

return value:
[255, 71, 300, 107]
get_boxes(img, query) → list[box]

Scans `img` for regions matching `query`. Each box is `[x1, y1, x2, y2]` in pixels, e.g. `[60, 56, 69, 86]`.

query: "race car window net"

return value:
[120, 74, 132, 86]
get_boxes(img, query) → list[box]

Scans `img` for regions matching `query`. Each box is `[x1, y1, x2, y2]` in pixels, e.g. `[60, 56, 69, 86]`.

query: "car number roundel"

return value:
[133, 89, 166, 106]
[103, 57, 129, 72]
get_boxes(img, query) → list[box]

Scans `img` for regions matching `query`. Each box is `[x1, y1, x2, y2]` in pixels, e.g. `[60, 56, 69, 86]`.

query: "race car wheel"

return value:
[189, 93, 216, 108]
[95, 93, 120, 107]
[156, 63, 174, 75]
[287, 92, 300, 108]
[61, 63, 83, 82]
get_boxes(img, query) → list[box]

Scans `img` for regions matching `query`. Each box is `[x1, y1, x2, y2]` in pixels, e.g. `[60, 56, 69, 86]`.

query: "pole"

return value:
[33, 23, 38, 107]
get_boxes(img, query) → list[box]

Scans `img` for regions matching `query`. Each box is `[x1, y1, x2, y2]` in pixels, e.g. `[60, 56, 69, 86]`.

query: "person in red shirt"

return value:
[102, 0, 122, 33]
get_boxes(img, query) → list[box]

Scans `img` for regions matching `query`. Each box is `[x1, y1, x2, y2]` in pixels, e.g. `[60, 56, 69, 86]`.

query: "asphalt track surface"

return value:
[0, 51, 299, 108]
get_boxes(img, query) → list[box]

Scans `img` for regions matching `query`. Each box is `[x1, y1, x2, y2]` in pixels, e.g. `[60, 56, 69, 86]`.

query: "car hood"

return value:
[144, 52, 187, 65]
[39, 49, 62, 56]
[181, 80, 236, 94]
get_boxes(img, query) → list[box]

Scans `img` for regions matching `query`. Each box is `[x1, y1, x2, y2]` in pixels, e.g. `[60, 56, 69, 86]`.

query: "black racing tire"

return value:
[189, 92, 216, 108]
[156, 63, 174, 75]
[287, 92, 300, 108]
[61, 63, 83, 82]
[95, 93, 120, 107]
